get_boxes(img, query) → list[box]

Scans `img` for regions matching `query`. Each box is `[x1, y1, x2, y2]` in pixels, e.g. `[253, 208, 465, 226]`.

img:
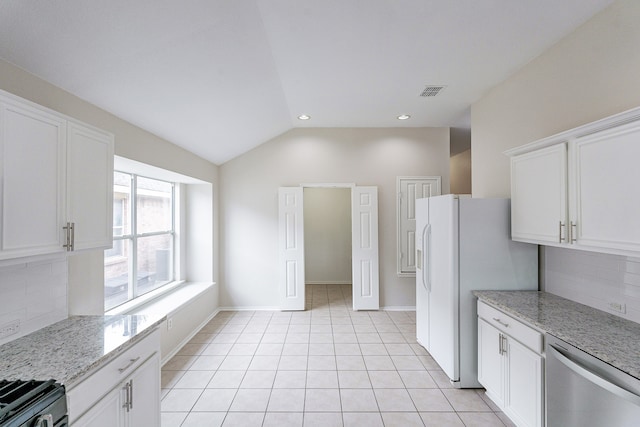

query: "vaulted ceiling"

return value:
[0, 1, 614, 164]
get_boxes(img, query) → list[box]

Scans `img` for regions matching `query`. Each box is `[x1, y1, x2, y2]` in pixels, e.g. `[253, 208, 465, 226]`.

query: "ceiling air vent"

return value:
[420, 85, 446, 97]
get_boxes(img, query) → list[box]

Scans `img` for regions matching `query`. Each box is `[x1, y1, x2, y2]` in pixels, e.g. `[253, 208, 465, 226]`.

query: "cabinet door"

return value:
[0, 99, 67, 259]
[510, 143, 567, 244]
[72, 384, 126, 427]
[128, 353, 160, 427]
[477, 319, 504, 407]
[571, 123, 640, 253]
[67, 121, 114, 251]
[505, 337, 543, 427]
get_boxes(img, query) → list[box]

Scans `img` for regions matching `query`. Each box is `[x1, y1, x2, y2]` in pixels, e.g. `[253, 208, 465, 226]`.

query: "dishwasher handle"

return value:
[548, 345, 640, 407]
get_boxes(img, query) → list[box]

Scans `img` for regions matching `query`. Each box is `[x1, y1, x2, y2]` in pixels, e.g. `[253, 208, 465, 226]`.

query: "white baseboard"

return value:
[305, 281, 352, 285]
[161, 308, 220, 366]
[217, 305, 416, 312]
[381, 306, 416, 311]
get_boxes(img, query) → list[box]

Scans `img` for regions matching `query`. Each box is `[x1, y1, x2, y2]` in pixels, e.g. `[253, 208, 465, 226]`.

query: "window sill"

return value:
[106, 281, 216, 317]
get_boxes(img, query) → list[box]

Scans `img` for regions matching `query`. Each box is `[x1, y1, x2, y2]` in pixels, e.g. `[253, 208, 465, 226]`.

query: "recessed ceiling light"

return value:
[298, 114, 311, 120]
[397, 114, 411, 120]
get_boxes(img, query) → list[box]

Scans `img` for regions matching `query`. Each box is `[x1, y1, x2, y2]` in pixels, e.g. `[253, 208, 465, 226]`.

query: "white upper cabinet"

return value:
[570, 123, 640, 253]
[0, 90, 114, 260]
[67, 121, 114, 251]
[510, 144, 567, 244]
[506, 107, 640, 256]
[0, 99, 67, 259]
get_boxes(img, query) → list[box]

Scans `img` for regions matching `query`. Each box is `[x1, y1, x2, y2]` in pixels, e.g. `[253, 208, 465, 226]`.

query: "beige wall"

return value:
[450, 149, 471, 195]
[470, 0, 640, 318]
[0, 59, 219, 318]
[219, 127, 450, 309]
[450, 127, 471, 194]
[471, 0, 640, 198]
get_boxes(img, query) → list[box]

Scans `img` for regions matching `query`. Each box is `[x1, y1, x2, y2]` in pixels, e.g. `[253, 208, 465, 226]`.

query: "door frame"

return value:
[278, 183, 380, 311]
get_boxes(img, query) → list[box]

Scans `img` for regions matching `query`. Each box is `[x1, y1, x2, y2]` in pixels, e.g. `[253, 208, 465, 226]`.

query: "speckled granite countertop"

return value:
[0, 314, 164, 387]
[474, 291, 640, 380]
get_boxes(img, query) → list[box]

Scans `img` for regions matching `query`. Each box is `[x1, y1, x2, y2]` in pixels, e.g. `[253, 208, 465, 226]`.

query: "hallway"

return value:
[160, 284, 513, 426]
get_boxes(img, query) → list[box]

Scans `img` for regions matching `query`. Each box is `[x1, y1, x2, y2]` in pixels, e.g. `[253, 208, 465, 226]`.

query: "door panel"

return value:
[510, 144, 567, 244]
[572, 124, 640, 252]
[279, 187, 305, 310]
[415, 198, 429, 348]
[352, 186, 379, 310]
[427, 195, 458, 380]
[1, 100, 66, 258]
[67, 121, 114, 251]
[478, 319, 504, 406]
[397, 177, 441, 275]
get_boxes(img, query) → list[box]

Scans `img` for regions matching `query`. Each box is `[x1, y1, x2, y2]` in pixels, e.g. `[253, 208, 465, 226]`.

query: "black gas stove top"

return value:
[0, 380, 67, 427]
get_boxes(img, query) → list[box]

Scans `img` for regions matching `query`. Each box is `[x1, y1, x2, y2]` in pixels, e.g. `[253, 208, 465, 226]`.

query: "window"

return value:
[104, 171, 176, 311]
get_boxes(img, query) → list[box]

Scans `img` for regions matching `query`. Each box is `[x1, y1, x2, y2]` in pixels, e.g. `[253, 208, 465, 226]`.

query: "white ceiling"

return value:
[0, 0, 614, 165]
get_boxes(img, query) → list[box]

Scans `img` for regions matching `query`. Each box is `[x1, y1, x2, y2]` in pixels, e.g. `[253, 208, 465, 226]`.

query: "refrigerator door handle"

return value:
[423, 224, 431, 292]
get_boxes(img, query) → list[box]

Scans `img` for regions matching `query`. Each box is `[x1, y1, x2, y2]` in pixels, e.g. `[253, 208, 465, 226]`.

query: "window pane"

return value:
[104, 239, 132, 311]
[113, 171, 131, 236]
[136, 234, 174, 297]
[136, 176, 172, 234]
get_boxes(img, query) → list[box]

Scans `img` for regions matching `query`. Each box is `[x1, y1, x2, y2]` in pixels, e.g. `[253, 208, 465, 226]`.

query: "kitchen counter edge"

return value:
[0, 314, 165, 388]
[473, 290, 640, 381]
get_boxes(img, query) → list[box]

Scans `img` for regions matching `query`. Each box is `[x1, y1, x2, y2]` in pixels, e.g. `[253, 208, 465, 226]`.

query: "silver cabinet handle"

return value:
[62, 222, 76, 251]
[118, 356, 141, 373]
[129, 379, 134, 410]
[498, 333, 503, 355]
[559, 221, 566, 243]
[63, 222, 71, 251]
[501, 334, 508, 356]
[122, 382, 130, 412]
[570, 221, 577, 243]
[492, 317, 509, 328]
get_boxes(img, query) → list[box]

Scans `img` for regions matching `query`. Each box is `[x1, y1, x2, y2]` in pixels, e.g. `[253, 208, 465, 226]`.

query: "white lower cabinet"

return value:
[67, 329, 160, 427]
[505, 337, 543, 427]
[478, 318, 504, 407]
[477, 302, 544, 427]
[73, 384, 125, 427]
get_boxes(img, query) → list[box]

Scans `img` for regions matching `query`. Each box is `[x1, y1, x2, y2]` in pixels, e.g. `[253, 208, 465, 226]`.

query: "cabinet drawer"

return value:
[478, 301, 543, 354]
[67, 328, 159, 422]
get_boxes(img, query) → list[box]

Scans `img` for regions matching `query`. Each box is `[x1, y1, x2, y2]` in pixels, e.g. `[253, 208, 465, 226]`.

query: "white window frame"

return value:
[105, 171, 177, 312]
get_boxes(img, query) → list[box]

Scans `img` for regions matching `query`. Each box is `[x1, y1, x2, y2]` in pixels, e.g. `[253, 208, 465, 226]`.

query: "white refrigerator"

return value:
[415, 195, 537, 388]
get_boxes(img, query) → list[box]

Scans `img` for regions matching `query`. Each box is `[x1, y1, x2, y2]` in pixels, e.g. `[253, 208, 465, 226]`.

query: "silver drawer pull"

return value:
[118, 356, 141, 373]
[492, 317, 509, 327]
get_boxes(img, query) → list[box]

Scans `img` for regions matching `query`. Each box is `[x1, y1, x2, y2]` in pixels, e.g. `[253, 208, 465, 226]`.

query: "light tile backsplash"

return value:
[545, 246, 640, 324]
[0, 255, 68, 345]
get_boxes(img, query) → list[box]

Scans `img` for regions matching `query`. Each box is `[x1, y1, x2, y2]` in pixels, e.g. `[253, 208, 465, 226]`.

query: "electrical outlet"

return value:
[167, 318, 173, 330]
[0, 319, 20, 339]
[608, 301, 626, 314]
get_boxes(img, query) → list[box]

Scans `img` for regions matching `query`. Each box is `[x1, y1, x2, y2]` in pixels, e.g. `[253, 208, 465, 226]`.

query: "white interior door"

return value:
[397, 176, 441, 276]
[352, 186, 379, 310]
[278, 187, 305, 310]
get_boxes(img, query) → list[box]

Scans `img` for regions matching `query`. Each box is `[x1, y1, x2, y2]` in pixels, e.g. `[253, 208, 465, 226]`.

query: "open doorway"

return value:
[278, 185, 379, 311]
[303, 187, 353, 310]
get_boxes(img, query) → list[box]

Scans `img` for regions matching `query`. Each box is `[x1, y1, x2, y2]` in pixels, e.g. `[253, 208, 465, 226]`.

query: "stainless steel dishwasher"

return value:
[546, 334, 640, 427]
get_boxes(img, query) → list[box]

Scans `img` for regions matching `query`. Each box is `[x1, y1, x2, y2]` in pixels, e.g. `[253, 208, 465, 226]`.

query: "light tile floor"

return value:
[161, 284, 515, 427]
